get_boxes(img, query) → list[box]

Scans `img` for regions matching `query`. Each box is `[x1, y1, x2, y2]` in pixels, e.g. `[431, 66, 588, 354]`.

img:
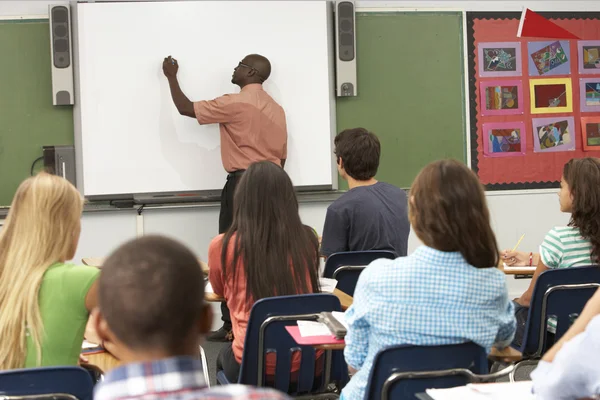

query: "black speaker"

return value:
[337, 1, 355, 62]
[51, 6, 70, 69]
[335, 0, 357, 97]
[49, 4, 74, 105]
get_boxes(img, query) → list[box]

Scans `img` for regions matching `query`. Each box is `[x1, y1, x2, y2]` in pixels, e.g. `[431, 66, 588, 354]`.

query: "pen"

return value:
[512, 234, 525, 252]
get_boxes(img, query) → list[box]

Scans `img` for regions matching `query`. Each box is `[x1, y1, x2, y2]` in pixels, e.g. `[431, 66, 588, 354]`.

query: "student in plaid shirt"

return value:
[341, 160, 516, 400]
[91, 235, 289, 400]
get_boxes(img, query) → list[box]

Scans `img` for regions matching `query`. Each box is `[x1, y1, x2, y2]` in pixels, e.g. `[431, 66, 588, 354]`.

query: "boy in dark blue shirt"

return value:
[321, 128, 410, 258]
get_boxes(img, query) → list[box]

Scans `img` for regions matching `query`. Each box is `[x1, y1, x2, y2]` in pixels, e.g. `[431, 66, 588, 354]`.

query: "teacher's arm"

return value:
[162, 56, 195, 118]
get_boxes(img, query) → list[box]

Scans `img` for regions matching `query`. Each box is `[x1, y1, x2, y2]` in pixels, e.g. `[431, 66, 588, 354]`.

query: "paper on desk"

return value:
[331, 311, 349, 329]
[205, 281, 214, 294]
[503, 263, 536, 271]
[426, 381, 534, 400]
[82, 340, 99, 349]
[297, 320, 331, 337]
[319, 277, 338, 293]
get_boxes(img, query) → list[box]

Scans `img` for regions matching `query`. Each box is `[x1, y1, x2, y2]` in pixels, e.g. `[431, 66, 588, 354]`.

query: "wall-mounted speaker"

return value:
[49, 4, 74, 105]
[334, 0, 357, 97]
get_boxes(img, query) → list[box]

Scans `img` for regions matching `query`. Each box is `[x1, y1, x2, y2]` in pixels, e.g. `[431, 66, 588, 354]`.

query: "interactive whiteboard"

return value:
[74, 1, 336, 196]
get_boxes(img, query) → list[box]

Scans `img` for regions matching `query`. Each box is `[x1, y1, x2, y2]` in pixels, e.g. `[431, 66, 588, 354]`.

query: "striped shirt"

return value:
[539, 226, 593, 269]
[540, 226, 593, 331]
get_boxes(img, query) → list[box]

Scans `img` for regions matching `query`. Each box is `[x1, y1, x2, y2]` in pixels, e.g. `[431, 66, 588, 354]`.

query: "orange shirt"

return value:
[193, 84, 287, 173]
[208, 233, 317, 374]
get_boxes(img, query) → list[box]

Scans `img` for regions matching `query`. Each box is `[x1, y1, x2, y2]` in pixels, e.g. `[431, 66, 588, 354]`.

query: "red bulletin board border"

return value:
[467, 12, 600, 190]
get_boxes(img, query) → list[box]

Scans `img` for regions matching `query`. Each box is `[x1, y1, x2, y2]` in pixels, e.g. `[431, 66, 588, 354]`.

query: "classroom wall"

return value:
[0, 0, 584, 318]
[74, 190, 569, 301]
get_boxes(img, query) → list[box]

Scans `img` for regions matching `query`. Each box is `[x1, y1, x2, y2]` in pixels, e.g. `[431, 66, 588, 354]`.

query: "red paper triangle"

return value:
[517, 8, 580, 40]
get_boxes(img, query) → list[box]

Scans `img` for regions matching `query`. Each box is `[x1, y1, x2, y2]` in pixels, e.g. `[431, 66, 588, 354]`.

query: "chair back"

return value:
[364, 343, 488, 400]
[0, 367, 94, 400]
[520, 265, 600, 357]
[238, 294, 347, 395]
[323, 250, 396, 296]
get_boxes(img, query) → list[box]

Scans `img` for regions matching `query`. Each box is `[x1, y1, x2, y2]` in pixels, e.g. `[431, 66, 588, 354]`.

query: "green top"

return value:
[25, 263, 100, 368]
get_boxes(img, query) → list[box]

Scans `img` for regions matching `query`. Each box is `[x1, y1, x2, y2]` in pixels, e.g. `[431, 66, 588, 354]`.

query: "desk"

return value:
[85, 352, 120, 372]
[82, 257, 210, 274]
[497, 259, 535, 277]
[85, 343, 521, 375]
[312, 343, 521, 362]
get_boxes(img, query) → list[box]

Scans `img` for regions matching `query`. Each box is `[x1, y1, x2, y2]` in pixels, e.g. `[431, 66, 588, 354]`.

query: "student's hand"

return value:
[162, 56, 179, 78]
[501, 250, 528, 266]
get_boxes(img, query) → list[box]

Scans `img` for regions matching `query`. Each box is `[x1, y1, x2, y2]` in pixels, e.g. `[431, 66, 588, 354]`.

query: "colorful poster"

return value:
[580, 78, 600, 112]
[532, 116, 576, 153]
[480, 80, 524, 116]
[581, 117, 600, 151]
[528, 41, 570, 76]
[529, 77, 573, 114]
[578, 40, 600, 74]
[478, 42, 522, 77]
[482, 122, 526, 157]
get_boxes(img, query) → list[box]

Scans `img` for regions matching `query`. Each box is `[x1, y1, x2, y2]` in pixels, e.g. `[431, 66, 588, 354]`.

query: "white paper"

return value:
[331, 311, 349, 330]
[426, 381, 534, 400]
[503, 263, 537, 271]
[297, 320, 331, 337]
[82, 340, 100, 349]
[319, 277, 338, 293]
[205, 281, 214, 294]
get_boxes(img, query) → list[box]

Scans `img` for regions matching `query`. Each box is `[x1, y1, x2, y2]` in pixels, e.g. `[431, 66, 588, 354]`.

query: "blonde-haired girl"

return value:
[0, 172, 99, 369]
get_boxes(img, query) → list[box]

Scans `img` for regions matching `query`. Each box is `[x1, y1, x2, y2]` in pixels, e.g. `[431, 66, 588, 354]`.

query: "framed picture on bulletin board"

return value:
[581, 117, 600, 150]
[467, 12, 600, 190]
[580, 78, 600, 112]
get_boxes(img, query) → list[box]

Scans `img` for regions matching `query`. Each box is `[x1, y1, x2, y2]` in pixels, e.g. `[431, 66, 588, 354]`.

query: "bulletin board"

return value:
[467, 12, 600, 190]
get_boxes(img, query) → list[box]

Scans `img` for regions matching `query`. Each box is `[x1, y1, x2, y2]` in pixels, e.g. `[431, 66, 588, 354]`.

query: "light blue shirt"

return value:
[532, 314, 600, 400]
[341, 246, 516, 400]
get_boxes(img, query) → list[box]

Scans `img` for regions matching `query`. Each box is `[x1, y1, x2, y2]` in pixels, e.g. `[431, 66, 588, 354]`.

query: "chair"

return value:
[323, 250, 396, 296]
[0, 367, 94, 400]
[217, 294, 347, 399]
[512, 266, 600, 380]
[363, 343, 514, 400]
[199, 345, 210, 387]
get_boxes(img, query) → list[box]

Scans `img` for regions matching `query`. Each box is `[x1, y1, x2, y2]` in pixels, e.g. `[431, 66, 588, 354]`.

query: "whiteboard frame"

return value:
[71, 0, 338, 201]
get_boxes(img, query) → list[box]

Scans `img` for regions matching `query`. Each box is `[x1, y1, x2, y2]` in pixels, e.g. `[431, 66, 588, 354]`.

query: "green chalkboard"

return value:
[336, 12, 466, 190]
[0, 20, 74, 206]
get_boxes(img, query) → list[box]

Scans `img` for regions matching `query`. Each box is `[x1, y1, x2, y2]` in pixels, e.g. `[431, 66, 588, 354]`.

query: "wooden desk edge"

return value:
[315, 343, 521, 362]
[83, 257, 210, 274]
[488, 346, 522, 362]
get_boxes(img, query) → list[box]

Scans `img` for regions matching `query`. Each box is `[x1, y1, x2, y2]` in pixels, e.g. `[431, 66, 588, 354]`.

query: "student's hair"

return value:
[221, 161, 320, 303]
[410, 159, 499, 268]
[99, 235, 205, 352]
[334, 128, 380, 181]
[0, 172, 83, 369]
[563, 157, 600, 263]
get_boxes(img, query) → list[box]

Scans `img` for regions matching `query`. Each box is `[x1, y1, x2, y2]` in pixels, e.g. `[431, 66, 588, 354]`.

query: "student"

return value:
[209, 161, 320, 383]
[321, 128, 409, 258]
[531, 288, 600, 399]
[502, 157, 600, 345]
[0, 172, 99, 369]
[341, 160, 516, 400]
[92, 235, 289, 400]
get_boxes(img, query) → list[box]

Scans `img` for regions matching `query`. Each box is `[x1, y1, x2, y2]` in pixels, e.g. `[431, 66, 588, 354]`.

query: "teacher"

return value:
[162, 54, 288, 342]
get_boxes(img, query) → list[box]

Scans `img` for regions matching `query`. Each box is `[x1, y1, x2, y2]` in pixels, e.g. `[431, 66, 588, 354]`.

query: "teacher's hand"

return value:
[162, 56, 179, 78]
